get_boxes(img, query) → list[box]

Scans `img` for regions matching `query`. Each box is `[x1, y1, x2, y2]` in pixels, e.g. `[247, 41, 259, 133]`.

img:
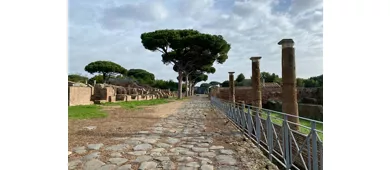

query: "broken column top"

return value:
[250, 56, 262, 61]
[278, 39, 294, 48]
[250, 56, 262, 63]
[228, 72, 235, 75]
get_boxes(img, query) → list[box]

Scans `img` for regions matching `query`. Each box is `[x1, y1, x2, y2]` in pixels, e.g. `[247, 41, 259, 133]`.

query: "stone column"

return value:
[250, 56, 262, 108]
[278, 39, 299, 130]
[228, 72, 235, 103]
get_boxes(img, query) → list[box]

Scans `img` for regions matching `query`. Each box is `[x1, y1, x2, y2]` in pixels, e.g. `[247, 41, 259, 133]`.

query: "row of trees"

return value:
[205, 72, 323, 88]
[68, 60, 186, 92]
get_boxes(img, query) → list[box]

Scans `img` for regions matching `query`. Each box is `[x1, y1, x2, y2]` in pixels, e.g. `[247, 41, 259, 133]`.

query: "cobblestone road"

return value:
[68, 96, 277, 170]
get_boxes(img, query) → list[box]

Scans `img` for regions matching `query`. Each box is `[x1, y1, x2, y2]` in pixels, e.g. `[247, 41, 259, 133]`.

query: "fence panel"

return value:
[210, 97, 323, 170]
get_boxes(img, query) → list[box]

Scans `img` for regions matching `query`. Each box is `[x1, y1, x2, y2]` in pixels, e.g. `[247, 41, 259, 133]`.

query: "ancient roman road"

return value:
[68, 96, 278, 170]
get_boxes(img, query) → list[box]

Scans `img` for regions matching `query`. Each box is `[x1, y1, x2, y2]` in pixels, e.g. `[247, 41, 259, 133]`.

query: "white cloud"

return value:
[68, 0, 323, 83]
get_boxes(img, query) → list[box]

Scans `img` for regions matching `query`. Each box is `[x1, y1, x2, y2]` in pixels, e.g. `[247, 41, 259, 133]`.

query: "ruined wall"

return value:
[68, 86, 93, 106]
[298, 104, 323, 121]
[212, 87, 322, 105]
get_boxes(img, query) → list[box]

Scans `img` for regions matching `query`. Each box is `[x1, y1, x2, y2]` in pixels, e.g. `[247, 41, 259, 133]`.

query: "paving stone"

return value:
[156, 143, 172, 148]
[181, 137, 193, 141]
[210, 146, 224, 150]
[192, 147, 209, 152]
[110, 152, 122, 157]
[199, 152, 217, 158]
[166, 137, 181, 144]
[180, 145, 194, 149]
[194, 136, 206, 139]
[196, 157, 213, 164]
[215, 155, 237, 165]
[176, 156, 194, 162]
[142, 138, 158, 144]
[146, 135, 161, 139]
[82, 152, 100, 161]
[151, 148, 166, 152]
[150, 152, 163, 157]
[124, 140, 142, 146]
[200, 164, 214, 170]
[74, 149, 87, 154]
[72, 146, 87, 154]
[161, 160, 176, 169]
[166, 152, 180, 156]
[105, 144, 129, 151]
[68, 160, 81, 170]
[130, 137, 145, 141]
[108, 158, 128, 165]
[138, 131, 150, 134]
[170, 147, 188, 153]
[133, 143, 153, 151]
[139, 161, 158, 170]
[196, 143, 210, 147]
[127, 151, 146, 156]
[154, 156, 170, 162]
[83, 159, 105, 170]
[87, 143, 104, 150]
[116, 164, 132, 170]
[220, 149, 234, 155]
[98, 164, 117, 170]
[133, 155, 152, 163]
[186, 162, 200, 168]
[72, 146, 86, 151]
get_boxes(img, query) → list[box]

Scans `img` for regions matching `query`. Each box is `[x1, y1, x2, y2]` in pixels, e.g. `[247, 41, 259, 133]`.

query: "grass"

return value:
[69, 99, 170, 119]
[101, 99, 170, 109]
[68, 105, 107, 119]
[242, 108, 323, 140]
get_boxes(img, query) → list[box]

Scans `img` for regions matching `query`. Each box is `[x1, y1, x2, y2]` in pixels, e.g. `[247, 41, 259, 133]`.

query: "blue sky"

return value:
[68, 0, 323, 83]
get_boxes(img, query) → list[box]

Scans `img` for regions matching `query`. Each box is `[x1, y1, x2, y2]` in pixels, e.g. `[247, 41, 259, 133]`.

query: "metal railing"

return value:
[210, 97, 323, 170]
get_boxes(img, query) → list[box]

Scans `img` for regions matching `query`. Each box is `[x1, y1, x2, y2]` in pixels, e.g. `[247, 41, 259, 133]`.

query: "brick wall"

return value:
[68, 86, 93, 106]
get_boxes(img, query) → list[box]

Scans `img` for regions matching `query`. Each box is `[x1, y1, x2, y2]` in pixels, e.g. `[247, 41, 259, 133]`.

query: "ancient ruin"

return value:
[279, 38, 299, 130]
[68, 80, 176, 106]
[250, 56, 262, 108]
[228, 72, 235, 103]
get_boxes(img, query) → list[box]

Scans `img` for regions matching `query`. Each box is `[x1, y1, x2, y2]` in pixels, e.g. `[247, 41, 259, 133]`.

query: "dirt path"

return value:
[68, 96, 277, 170]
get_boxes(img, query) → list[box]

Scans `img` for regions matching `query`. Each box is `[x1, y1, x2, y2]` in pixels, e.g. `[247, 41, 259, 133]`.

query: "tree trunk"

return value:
[178, 71, 183, 99]
[185, 74, 189, 97]
[189, 82, 194, 96]
[103, 73, 107, 83]
[192, 85, 195, 95]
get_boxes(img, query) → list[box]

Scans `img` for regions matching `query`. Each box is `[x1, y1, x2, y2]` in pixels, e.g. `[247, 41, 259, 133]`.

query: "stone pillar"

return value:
[278, 39, 299, 130]
[228, 72, 235, 103]
[250, 56, 262, 108]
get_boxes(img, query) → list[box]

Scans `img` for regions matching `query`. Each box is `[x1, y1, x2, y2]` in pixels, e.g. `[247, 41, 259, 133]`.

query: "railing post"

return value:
[311, 121, 318, 170]
[240, 103, 245, 128]
[307, 131, 311, 170]
[255, 108, 261, 143]
[283, 115, 292, 169]
[247, 106, 253, 136]
[266, 111, 273, 161]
